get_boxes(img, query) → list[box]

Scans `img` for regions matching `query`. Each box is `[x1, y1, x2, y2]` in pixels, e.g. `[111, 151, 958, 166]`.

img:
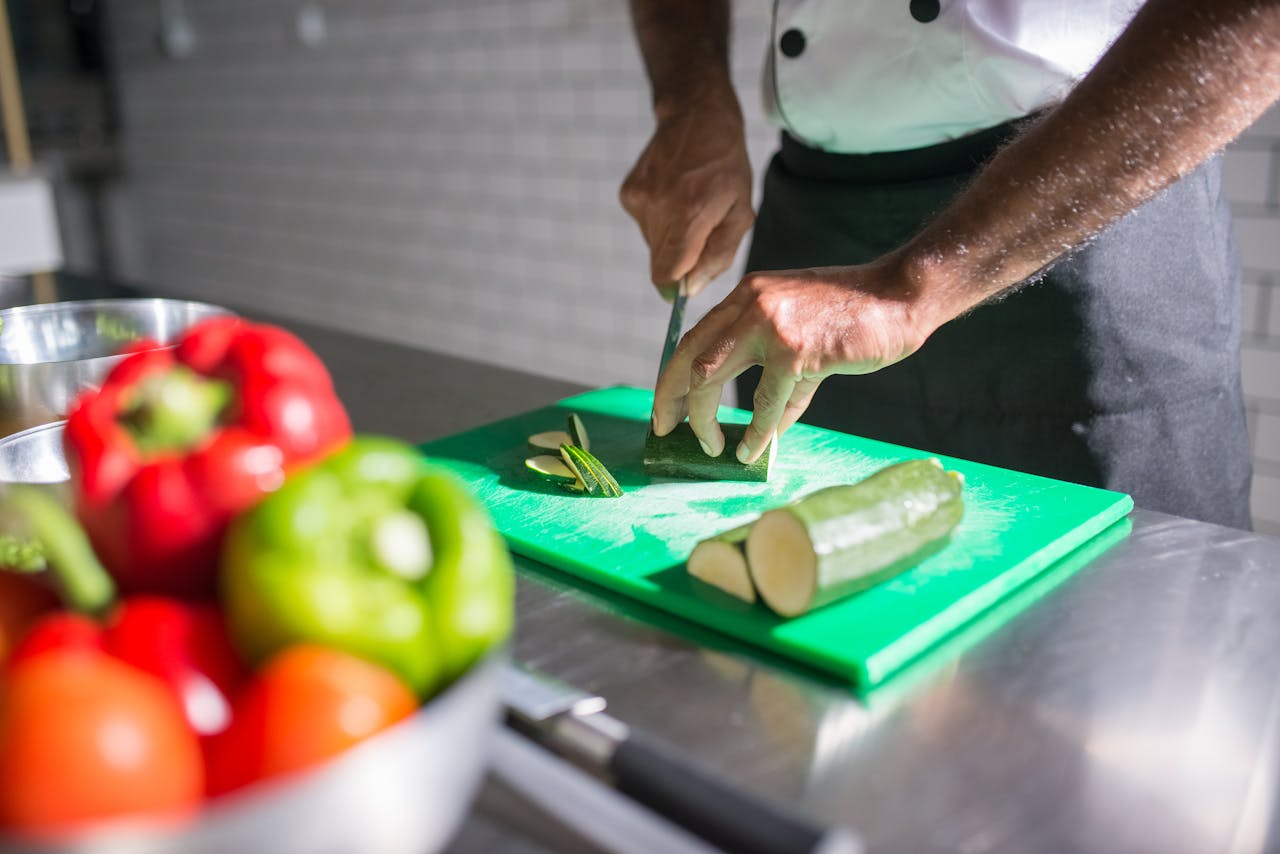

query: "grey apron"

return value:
[738, 129, 1252, 529]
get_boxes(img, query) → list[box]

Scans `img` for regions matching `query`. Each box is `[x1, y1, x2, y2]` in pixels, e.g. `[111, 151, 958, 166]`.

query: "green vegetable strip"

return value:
[561, 445, 622, 498]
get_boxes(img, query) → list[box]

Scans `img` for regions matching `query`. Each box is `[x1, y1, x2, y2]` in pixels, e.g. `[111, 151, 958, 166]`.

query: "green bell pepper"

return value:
[220, 436, 514, 697]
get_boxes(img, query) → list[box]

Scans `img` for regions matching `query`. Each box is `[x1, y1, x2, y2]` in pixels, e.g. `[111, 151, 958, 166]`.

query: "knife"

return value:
[500, 663, 863, 854]
[490, 726, 722, 854]
[656, 277, 689, 384]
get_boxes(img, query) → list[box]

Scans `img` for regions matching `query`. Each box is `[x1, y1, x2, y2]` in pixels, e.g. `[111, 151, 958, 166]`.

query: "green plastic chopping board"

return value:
[419, 386, 1133, 688]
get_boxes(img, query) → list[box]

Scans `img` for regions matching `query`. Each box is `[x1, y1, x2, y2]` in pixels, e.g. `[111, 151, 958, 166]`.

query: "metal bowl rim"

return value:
[0, 298, 233, 367]
[0, 419, 69, 450]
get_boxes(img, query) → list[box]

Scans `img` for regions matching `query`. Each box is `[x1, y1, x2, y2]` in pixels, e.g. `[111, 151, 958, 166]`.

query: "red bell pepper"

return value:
[64, 315, 351, 598]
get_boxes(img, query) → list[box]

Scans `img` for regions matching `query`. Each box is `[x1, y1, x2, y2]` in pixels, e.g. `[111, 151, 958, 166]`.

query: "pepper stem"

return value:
[1, 487, 115, 615]
[121, 366, 233, 454]
[370, 510, 433, 581]
[0, 533, 46, 573]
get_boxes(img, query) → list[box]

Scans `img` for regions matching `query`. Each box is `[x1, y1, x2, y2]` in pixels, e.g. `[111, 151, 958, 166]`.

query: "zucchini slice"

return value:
[529, 430, 573, 453]
[687, 523, 755, 602]
[525, 454, 579, 485]
[566, 413, 590, 453]
[559, 444, 623, 498]
[747, 458, 964, 617]
[644, 422, 774, 482]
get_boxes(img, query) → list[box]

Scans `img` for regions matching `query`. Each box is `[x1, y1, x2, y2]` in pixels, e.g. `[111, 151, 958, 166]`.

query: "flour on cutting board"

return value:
[419, 386, 1134, 688]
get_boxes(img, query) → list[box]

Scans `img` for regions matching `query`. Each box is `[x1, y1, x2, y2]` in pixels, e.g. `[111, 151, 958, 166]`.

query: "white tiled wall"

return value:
[105, 0, 776, 387]
[1231, 109, 1280, 535]
[103, 1, 1280, 532]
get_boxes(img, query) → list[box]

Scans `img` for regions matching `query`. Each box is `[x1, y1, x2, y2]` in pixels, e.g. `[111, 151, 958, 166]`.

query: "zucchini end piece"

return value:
[687, 540, 756, 603]
[746, 510, 817, 617]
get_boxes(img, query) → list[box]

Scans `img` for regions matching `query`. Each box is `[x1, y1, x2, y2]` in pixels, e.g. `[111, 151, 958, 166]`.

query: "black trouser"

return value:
[738, 130, 1252, 529]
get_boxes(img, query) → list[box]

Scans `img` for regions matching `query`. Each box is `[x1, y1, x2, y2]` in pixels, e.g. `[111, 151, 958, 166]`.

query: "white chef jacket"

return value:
[765, 0, 1145, 153]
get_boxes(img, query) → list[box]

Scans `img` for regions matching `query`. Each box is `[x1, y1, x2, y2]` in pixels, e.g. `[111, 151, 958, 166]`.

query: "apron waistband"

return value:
[780, 116, 1036, 184]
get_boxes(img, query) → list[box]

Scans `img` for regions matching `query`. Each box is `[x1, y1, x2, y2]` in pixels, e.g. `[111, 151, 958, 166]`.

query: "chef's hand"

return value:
[619, 93, 754, 300]
[652, 261, 945, 463]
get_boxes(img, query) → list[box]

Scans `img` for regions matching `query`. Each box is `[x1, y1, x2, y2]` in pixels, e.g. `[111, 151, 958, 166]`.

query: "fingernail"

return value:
[698, 438, 715, 457]
[736, 442, 751, 464]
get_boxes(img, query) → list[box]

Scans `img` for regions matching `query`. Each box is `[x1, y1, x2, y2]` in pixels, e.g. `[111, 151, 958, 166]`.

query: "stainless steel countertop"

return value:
[25, 275, 1280, 853]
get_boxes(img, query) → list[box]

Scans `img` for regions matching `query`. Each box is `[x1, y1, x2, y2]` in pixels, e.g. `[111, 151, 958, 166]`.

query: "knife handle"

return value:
[608, 731, 862, 854]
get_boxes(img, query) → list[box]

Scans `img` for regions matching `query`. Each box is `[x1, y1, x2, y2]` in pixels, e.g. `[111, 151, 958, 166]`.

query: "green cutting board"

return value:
[420, 386, 1132, 687]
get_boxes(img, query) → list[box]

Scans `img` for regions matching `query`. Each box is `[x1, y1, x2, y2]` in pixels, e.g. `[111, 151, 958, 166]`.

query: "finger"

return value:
[652, 300, 742, 436]
[649, 195, 736, 289]
[685, 202, 755, 297]
[737, 360, 799, 465]
[685, 320, 759, 457]
[777, 377, 821, 436]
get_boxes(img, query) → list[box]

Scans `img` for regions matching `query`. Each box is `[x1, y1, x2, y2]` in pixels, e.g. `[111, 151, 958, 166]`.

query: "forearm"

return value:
[628, 0, 740, 122]
[899, 0, 1280, 325]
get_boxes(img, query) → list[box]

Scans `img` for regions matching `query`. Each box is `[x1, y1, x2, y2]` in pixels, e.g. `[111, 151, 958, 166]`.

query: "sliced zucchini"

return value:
[687, 523, 755, 602]
[559, 444, 623, 498]
[529, 430, 573, 453]
[746, 458, 964, 617]
[644, 422, 774, 482]
[525, 454, 579, 485]
[566, 413, 590, 453]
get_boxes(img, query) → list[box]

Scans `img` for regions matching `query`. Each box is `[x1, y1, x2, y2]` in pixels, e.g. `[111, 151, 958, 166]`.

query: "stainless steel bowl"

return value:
[0, 298, 231, 437]
[1, 654, 501, 854]
[0, 421, 70, 484]
[0, 422, 500, 854]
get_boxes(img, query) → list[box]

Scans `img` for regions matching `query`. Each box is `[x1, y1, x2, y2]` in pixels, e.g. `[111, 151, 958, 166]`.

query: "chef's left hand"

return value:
[652, 260, 945, 464]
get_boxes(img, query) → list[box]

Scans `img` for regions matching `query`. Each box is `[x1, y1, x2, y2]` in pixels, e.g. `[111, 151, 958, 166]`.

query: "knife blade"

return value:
[500, 663, 863, 854]
[656, 277, 689, 384]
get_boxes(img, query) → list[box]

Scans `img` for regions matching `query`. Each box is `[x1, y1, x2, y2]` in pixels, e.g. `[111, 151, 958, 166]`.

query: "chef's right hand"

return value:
[619, 91, 754, 301]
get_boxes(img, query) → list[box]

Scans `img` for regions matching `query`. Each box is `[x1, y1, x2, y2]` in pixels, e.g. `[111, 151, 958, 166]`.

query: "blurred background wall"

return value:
[99, 0, 778, 386]
[15, 0, 1280, 533]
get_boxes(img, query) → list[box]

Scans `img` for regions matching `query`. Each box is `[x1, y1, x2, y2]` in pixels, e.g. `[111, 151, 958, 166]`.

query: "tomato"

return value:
[9, 601, 247, 741]
[0, 574, 58, 666]
[207, 645, 417, 796]
[0, 652, 204, 831]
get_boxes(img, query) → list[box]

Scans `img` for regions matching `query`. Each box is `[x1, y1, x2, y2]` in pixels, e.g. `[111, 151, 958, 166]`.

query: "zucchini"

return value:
[566, 413, 590, 453]
[525, 454, 579, 486]
[559, 444, 623, 498]
[746, 458, 964, 617]
[686, 523, 755, 602]
[644, 423, 774, 482]
[528, 430, 573, 453]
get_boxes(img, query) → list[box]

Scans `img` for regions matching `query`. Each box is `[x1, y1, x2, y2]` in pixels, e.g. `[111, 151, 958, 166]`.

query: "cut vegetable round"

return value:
[559, 444, 622, 498]
[644, 423, 774, 482]
[566, 413, 590, 453]
[525, 455, 579, 486]
[747, 458, 964, 617]
[528, 431, 573, 453]
[687, 524, 755, 603]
